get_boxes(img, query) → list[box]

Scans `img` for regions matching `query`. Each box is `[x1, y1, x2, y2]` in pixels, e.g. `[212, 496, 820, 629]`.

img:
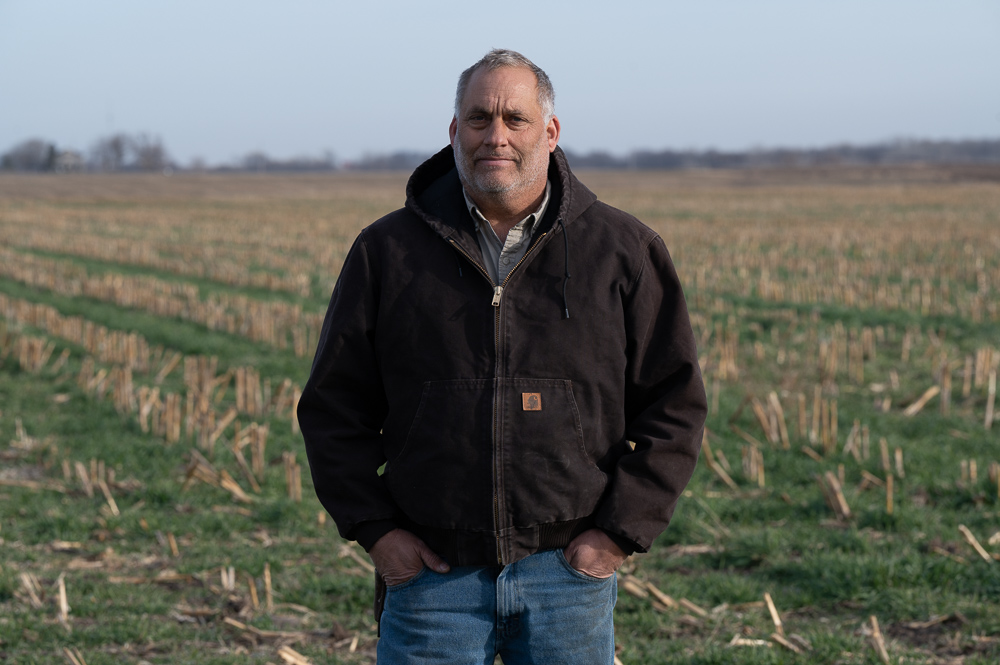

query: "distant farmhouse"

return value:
[54, 150, 85, 173]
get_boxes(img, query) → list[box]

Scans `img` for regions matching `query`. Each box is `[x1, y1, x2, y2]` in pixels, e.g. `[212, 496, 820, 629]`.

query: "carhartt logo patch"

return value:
[522, 393, 541, 411]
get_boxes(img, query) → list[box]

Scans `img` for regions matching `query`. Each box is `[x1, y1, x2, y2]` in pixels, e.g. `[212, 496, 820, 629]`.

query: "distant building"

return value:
[54, 150, 85, 173]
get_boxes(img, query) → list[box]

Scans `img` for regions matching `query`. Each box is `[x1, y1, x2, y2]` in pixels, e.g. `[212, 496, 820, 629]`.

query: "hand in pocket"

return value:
[369, 528, 451, 586]
[563, 529, 627, 579]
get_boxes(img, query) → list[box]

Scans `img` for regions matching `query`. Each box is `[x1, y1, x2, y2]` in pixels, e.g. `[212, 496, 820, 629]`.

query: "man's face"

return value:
[450, 66, 560, 207]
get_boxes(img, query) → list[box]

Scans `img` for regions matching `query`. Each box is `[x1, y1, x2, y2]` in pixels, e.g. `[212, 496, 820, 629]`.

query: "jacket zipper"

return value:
[447, 238, 504, 563]
[448, 231, 549, 564]
[501, 232, 547, 293]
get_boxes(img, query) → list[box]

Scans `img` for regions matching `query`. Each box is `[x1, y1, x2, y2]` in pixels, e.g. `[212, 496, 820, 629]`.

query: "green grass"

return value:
[0, 357, 374, 664]
[4, 301, 998, 663]
[3, 172, 1000, 664]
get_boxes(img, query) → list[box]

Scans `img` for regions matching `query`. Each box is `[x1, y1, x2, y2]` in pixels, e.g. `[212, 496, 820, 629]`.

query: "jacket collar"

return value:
[404, 145, 598, 245]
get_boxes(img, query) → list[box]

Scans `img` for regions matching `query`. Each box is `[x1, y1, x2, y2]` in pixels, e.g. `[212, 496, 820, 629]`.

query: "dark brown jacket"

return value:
[299, 145, 706, 566]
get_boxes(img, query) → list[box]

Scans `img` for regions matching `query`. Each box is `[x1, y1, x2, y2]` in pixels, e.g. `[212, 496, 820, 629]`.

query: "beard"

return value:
[453, 130, 551, 205]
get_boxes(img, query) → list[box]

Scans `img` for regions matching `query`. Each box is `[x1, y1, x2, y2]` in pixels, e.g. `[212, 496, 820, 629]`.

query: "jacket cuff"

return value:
[352, 520, 398, 552]
[601, 528, 638, 557]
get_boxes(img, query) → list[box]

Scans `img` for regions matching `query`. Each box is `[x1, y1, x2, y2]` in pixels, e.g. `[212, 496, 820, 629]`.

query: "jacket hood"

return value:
[403, 144, 598, 240]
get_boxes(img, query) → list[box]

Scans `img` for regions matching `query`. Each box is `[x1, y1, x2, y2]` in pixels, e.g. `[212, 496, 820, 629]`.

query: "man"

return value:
[299, 49, 707, 664]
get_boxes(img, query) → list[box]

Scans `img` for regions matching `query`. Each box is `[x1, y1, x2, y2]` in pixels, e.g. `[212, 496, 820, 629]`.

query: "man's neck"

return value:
[466, 185, 547, 242]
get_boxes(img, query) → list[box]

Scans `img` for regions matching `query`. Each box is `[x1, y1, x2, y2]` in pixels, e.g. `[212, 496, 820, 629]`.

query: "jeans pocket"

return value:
[385, 566, 428, 591]
[555, 549, 615, 583]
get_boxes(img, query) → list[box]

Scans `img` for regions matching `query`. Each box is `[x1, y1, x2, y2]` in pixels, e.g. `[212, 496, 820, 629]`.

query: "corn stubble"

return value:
[1, 166, 999, 664]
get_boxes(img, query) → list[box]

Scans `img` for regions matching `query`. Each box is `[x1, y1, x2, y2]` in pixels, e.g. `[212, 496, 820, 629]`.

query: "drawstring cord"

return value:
[558, 217, 570, 319]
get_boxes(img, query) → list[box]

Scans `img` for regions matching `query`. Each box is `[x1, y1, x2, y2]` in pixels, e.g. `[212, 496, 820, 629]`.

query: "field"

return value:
[1, 164, 999, 665]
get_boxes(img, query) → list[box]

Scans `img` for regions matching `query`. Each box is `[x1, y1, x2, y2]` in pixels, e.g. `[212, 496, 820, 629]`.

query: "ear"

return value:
[546, 115, 560, 152]
[449, 116, 458, 146]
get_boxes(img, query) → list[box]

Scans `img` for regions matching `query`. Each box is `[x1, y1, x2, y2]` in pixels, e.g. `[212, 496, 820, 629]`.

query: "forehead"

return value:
[461, 66, 541, 113]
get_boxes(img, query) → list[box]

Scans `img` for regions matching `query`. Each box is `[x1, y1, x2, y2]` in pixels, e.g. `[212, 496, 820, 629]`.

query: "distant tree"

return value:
[563, 150, 627, 169]
[89, 133, 131, 171]
[1, 138, 56, 171]
[131, 133, 170, 171]
[243, 152, 270, 171]
[348, 151, 430, 171]
[236, 151, 337, 172]
[632, 150, 687, 170]
[88, 132, 172, 172]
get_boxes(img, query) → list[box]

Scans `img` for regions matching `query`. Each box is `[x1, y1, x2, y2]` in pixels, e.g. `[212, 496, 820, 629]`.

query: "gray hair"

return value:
[454, 49, 555, 122]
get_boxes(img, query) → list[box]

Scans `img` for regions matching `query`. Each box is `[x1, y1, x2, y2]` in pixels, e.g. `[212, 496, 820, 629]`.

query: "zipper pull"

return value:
[492, 285, 503, 306]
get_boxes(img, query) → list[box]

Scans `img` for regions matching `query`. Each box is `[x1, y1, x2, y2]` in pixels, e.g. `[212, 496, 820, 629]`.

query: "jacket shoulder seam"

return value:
[625, 234, 661, 299]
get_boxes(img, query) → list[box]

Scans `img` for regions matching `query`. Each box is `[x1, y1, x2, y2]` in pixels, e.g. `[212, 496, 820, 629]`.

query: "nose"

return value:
[483, 117, 509, 148]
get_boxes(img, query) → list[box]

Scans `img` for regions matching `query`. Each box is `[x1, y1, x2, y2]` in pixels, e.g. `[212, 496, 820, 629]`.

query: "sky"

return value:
[1, 0, 998, 167]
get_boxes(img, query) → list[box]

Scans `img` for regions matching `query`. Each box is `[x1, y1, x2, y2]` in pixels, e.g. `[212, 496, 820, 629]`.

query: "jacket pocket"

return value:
[385, 379, 494, 530]
[499, 378, 607, 526]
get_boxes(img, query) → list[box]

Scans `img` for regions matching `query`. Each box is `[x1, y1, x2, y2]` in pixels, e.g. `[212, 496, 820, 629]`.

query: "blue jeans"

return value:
[377, 549, 617, 664]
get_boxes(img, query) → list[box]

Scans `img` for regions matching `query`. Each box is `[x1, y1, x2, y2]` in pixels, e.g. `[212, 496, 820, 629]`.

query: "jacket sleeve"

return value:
[298, 230, 398, 551]
[593, 234, 707, 553]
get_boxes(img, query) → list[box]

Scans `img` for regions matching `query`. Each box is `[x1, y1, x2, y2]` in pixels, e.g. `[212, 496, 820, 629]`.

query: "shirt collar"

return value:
[463, 181, 552, 238]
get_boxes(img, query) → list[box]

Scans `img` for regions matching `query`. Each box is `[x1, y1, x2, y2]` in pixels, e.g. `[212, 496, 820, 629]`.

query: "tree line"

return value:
[563, 138, 1000, 170]
[0, 133, 341, 174]
[308, 140, 1000, 171]
[3, 135, 999, 173]
[1, 133, 171, 173]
